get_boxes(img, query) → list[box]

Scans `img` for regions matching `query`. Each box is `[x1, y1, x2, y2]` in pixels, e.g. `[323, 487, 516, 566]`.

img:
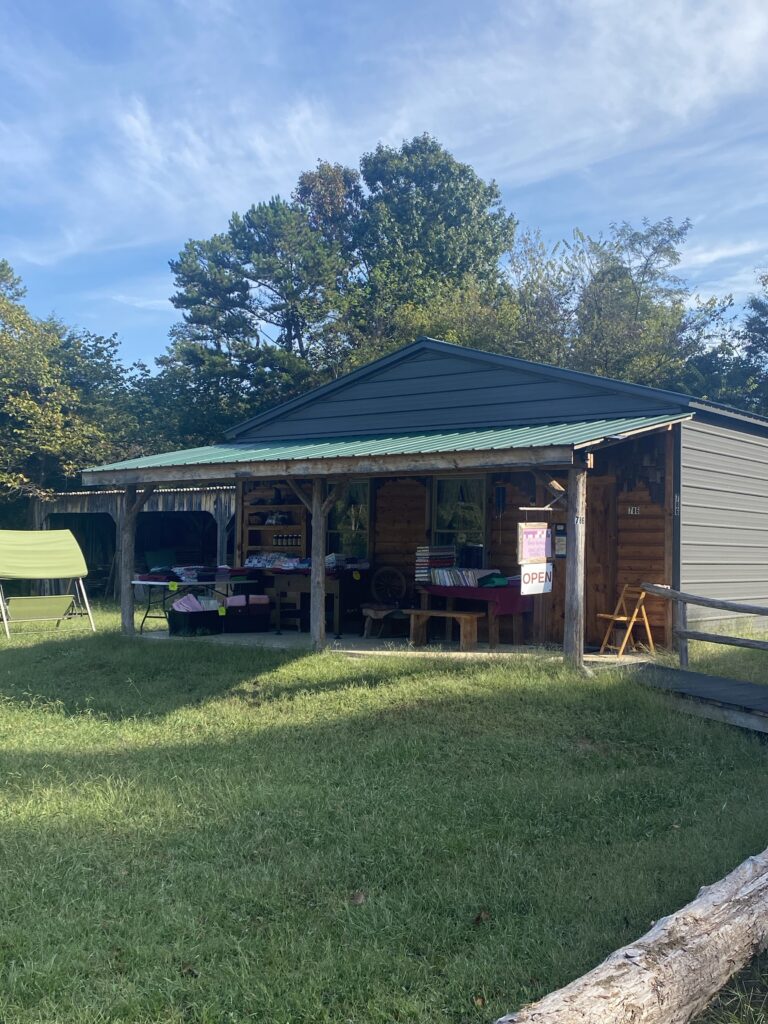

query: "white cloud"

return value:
[1, 0, 768, 271]
[679, 241, 767, 270]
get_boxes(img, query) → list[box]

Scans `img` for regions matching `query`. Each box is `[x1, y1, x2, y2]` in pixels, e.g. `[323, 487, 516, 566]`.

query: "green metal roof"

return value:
[84, 414, 687, 475]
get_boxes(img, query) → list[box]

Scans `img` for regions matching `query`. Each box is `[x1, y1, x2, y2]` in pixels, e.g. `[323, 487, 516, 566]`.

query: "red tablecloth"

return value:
[419, 583, 532, 616]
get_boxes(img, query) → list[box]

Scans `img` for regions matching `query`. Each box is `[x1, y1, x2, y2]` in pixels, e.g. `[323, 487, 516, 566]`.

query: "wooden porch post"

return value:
[120, 485, 155, 636]
[288, 478, 347, 652]
[310, 479, 327, 651]
[214, 494, 228, 566]
[563, 461, 588, 669]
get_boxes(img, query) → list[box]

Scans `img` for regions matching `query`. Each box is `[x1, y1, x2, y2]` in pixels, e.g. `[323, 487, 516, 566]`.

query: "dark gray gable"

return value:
[229, 338, 688, 442]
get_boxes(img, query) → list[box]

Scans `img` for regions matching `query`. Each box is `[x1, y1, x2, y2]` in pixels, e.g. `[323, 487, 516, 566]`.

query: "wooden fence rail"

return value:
[641, 582, 768, 667]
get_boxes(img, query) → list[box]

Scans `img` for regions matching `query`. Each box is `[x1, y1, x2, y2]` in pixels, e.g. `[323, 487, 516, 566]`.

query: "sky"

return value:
[1, 0, 768, 366]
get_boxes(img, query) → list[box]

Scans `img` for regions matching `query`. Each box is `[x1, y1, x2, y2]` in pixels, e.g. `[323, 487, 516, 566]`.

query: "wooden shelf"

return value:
[238, 483, 309, 561]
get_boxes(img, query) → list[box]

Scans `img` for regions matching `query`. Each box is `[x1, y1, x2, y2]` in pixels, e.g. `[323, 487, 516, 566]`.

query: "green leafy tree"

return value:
[0, 289, 103, 499]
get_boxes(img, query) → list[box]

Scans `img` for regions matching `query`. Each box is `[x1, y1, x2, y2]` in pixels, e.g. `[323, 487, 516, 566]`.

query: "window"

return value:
[326, 481, 370, 557]
[432, 477, 486, 565]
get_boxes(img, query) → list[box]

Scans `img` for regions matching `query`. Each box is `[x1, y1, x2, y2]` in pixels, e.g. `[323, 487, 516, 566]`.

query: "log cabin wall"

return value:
[596, 430, 673, 647]
[372, 477, 429, 582]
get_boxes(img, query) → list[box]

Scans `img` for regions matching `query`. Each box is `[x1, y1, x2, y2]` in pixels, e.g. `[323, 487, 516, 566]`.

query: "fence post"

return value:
[674, 598, 689, 669]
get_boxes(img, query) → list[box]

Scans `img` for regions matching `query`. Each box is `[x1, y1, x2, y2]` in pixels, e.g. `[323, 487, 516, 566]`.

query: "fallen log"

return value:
[495, 845, 768, 1024]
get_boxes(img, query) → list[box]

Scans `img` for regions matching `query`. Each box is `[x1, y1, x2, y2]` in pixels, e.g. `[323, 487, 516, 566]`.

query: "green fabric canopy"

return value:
[0, 530, 88, 580]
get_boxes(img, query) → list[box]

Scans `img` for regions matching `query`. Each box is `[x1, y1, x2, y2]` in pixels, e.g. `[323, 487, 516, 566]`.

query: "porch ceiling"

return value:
[81, 414, 688, 487]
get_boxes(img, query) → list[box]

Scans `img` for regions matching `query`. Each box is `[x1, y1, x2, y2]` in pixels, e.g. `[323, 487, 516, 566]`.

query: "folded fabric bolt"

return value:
[225, 595, 247, 608]
[172, 594, 205, 613]
[248, 594, 270, 606]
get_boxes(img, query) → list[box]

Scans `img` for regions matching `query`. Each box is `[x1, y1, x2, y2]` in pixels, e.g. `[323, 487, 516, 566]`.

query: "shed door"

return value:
[586, 476, 617, 646]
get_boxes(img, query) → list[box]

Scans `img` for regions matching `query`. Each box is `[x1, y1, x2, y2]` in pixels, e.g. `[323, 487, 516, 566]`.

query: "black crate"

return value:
[167, 609, 224, 637]
[222, 606, 271, 633]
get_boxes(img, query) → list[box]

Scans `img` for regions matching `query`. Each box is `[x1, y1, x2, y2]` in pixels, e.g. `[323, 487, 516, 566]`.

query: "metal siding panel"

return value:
[247, 395, 667, 440]
[681, 419, 768, 625]
[239, 349, 673, 441]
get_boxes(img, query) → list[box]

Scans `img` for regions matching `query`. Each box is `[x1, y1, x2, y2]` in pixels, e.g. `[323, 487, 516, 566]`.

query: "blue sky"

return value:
[2, 0, 767, 365]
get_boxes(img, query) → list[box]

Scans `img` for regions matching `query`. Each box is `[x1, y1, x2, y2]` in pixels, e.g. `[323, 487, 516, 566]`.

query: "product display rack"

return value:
[238, 483, 308, 562]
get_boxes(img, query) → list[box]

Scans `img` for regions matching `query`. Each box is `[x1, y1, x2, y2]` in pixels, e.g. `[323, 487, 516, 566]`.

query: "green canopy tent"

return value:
[0, 530, 96, 638]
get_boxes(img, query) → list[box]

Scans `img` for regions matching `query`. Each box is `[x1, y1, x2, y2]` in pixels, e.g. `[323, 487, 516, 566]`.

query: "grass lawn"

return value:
[2, 608, 768, 1024]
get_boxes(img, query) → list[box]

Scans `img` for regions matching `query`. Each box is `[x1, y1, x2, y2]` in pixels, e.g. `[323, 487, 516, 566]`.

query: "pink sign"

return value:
[517, 522, 552, 564]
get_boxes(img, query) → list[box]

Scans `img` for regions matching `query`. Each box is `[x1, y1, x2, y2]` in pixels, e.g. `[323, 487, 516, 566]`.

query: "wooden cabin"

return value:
[81, 338, 768, 662]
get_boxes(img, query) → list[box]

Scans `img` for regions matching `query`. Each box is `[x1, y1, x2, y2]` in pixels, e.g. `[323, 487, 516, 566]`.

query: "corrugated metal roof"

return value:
[85, 414, 687, 474]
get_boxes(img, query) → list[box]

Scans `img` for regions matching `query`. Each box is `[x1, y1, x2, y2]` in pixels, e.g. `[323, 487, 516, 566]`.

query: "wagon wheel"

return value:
[370, 566, 408, 605]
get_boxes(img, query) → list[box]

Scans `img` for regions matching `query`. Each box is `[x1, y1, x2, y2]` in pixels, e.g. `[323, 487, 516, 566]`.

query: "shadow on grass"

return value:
[2, 677, 768, 1024]
[0, 628, 494, 720]
[0, 630, 315, 719]
[688, 640, 768, 688]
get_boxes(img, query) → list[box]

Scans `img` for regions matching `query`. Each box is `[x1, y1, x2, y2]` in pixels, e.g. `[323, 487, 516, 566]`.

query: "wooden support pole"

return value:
[563, 462, 587, 670]
[310, 478, 327, 652]
[119, 485, 155, 636]
[496, 843, 768, 1024]
[308, 478, 347, 652]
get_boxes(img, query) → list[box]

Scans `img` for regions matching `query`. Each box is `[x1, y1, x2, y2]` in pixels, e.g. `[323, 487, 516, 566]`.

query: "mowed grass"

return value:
[2, 608, 768, 1023]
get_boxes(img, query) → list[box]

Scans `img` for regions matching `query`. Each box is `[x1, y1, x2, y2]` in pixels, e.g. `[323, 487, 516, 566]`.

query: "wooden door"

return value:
[585, 476, 617, 646]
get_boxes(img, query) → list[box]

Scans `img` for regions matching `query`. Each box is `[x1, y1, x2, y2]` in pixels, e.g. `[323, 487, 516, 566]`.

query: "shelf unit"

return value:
[238, 482, 308, 562]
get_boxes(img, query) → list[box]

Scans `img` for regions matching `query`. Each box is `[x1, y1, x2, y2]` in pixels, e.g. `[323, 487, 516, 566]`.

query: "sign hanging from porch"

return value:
[520, 562, 553, 595]
[517, 522, 552, 564]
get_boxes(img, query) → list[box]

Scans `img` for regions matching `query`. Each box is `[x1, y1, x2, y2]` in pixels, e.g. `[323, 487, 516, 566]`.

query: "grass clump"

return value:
[1, 608, 768, 1022]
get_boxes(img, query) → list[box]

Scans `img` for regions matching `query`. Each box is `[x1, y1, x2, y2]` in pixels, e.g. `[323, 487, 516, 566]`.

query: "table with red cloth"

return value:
[417, 581, 532, 648]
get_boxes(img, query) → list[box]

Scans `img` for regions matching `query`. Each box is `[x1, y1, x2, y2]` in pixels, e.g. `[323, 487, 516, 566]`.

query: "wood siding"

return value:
[681, 419, 768, 624]
[372, 478, 428, 577]
[235, 349, 678, 441]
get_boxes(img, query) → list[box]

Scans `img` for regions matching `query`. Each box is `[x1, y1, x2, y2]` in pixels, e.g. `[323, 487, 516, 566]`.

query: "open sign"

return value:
[520, 562, 553, 595]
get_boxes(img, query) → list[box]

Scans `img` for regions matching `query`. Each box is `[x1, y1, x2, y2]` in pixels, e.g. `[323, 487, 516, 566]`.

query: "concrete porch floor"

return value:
[138, 627, 654, 666]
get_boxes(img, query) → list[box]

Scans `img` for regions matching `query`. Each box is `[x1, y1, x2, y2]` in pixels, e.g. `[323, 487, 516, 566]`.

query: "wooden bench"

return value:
[403, 608, 485, 652]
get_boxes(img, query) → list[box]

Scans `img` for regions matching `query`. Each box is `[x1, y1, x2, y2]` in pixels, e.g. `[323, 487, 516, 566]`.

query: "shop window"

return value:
[326, 481, 370, 557]
[433, 478, 486, 566]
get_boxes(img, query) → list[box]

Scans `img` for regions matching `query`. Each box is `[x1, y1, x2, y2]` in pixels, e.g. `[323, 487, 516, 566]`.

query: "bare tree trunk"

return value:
[496, 845, 768, 1024]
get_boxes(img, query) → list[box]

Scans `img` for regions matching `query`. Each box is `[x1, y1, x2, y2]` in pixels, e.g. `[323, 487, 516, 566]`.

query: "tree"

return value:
[505, 219, 730, 390]
[171, 198, 348, 366]
[358, 134, 516, 299]
[167, 135, 518, 386]
[0, 289, 102, 499]
[387, 274, 521, 360]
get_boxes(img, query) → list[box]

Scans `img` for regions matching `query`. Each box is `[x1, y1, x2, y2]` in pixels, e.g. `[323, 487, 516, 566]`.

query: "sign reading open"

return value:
[520, 562, 553, 595]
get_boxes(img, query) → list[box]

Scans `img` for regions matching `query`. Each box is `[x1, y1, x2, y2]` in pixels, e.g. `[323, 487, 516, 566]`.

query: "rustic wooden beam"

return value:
[495, 844, 768, 1024]
[309, 478, 327, 652]
[119, 485, 155, 636]
[675, 629, 768, 652]
[563, 462, 587, 670]
[641, 583, 768, 618]
[285, 478, 313, 512]
[81, 446, 575, 488]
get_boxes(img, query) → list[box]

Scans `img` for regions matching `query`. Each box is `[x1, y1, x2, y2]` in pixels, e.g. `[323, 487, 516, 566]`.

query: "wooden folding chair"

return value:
[597, 585, 655, 657]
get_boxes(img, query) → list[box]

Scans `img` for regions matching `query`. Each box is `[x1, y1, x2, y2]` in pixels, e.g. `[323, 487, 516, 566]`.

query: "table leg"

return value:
[139, 587, 154, 633]
[445, 597, 454, 643]
[487, 604, 499, 649]
[333, 590, 341, 639]
[410, 614, 427, 647]
[459, 616, 479, 652]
